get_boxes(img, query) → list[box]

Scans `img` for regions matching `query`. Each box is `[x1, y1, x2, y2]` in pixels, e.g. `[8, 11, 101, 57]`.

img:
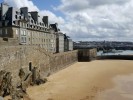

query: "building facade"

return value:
[0, 3, 57, 53]
[0, 2, 73, 53]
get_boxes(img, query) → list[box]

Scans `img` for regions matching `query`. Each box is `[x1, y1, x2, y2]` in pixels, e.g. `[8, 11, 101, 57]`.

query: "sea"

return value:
[97, 50, 133, 56]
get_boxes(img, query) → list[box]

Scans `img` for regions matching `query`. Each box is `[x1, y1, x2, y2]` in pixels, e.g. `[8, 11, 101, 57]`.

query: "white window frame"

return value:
[5, 29, 7, 34]
[16, 29, 18, 35]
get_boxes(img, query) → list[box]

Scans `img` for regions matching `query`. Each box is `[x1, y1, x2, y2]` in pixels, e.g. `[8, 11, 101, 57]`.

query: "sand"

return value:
[27, 60, 133, 100]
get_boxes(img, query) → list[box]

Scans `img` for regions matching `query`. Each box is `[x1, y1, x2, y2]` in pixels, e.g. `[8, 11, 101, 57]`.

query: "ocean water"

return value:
[97, 50, 133, 56]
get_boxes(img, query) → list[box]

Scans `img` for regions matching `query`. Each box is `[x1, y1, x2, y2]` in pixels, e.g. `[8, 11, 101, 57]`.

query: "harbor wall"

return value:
[97, 55, 133, 60]
[78, 48, 97, 62]
[0, 46, 78, 86]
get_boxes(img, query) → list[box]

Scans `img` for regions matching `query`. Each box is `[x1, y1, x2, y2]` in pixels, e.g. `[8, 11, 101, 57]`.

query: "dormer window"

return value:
[42, 23, 44, 26]
[16, 11, 18, 14]
[31, 20, 33, 23]
[15, 15, 17, 19]
[13, 21, 15, 25]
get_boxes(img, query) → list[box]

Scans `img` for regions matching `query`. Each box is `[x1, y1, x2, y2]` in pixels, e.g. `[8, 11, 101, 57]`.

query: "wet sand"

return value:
[27, 60, 133, 100]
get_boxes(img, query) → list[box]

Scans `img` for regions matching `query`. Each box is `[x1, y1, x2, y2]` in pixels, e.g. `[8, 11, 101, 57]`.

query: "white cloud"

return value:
[57, 0, 133, 41]
[4, 0, 39, 11]
[56, 0, 130, 12]
[4, 0, 64, 24]
[39, 10, 64, 24]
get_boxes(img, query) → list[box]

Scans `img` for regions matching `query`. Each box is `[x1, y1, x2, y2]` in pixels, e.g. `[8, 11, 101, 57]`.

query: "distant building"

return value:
[56, 32, 64, 53]
[49, 27, 56, 53]
[64, 34, 69, 52]
[64, 34, 73, 51]
[50, 23, 65, 53]
[68, 38, 73, 51]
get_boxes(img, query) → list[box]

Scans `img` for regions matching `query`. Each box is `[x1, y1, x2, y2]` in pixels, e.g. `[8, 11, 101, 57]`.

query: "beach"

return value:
[27, 60, 133, 100]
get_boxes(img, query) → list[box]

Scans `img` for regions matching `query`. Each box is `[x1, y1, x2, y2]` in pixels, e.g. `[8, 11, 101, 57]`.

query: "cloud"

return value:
[4, 0, 64, 24]
[40, 10, 64, 24]
[56, 0, 130, 12]
[57, 0, 133, 41]
[88, 0, 130, 7]
[4, 0, 39, 11]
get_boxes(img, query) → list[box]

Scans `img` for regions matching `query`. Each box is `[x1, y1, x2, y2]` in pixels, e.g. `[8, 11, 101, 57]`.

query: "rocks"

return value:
[0, 69, 32, 100]
[0, 70, 12, 97]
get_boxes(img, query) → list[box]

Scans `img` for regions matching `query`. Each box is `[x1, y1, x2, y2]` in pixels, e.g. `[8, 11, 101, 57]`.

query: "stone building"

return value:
[0, 3, 56, 53]
[64, 34, 69, 52]
[68, 38, 73, 51]
[0, 2, 74, 53]
[50, 23, 64, 53]
[64, 34, 73, 51]
[57, 32, 64, 52]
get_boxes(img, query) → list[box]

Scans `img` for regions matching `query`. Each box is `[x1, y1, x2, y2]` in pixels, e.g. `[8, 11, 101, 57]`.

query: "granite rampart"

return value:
[0, 46, 78, 87]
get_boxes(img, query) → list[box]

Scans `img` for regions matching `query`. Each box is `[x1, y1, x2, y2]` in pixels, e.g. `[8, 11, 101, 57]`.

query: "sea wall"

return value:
[78, 48, 97, 62]
[0, 46, 78, 86]
[97, 55, 133, 60]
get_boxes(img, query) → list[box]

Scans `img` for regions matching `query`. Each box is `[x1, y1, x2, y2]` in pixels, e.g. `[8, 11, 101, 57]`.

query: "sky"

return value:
[1, 0, 133, 41]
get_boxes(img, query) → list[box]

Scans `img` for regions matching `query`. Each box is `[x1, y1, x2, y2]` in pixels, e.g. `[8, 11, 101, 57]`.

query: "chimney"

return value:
[20, 7, 28, 19]
[43, 16, 48, 27]
[29, 11, 38, 22]
[1, 2, 9, 20]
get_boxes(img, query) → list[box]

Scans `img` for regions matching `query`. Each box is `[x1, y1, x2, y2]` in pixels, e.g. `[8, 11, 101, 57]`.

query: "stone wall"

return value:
[97, 55, 133, 60]
[0, 46, 78, 86]
[78, 48, 97, 62]
[0, 37, 19, 46]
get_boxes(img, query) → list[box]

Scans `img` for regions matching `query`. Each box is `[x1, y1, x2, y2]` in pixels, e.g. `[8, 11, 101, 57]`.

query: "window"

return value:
[16, 11, 18, 14]
[23, 31, 26, 36]
[28, 32, 30, 36]
[21, 37, 24, 42]
[13, 21, 15, 24]
[20, 22, 22, 27]
[5, 29, 7, 34]
[23, 23, 25, 28]
[0, 22, 2, 27]
[15, 15, 17, 19]
[21, 37, 26, 43]
[21, 30, 23, 35]
[31, 20, 33, 23]
[16, 29, 18, 35]
[27, 24, 29, 28]
[24, 37, 26, 42]
[0, 29, 2, 35]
